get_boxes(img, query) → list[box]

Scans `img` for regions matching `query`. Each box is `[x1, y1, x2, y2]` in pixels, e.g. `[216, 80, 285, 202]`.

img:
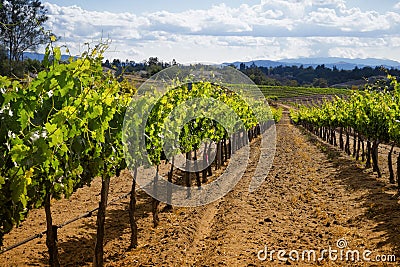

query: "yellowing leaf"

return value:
[104, 95, 113, 106]
[24, 168, 34, 185]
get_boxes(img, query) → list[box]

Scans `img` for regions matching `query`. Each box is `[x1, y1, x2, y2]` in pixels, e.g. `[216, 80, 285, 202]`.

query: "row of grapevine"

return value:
[0, 43, 134, 266]
[291, 75, 400, 191]
[123, 78, 279, 227]
[0, 45, 279, 266]
[258, 85, 350, 99]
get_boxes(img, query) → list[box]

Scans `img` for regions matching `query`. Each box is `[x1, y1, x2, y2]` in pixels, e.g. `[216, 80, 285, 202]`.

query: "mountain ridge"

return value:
[23, 52, 400, 71]
[226, 57, 400, 70]
[23, 52, 73, 61]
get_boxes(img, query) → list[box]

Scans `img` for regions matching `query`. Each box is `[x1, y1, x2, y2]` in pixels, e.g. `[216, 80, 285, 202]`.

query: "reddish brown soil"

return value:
[1, 111, 400, 266]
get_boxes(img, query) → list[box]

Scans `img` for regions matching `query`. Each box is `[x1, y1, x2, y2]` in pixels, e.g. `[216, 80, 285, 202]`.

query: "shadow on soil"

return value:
[37, 189, 155, 267]
[300, 126, 400, 260]
[36, 159, 234, 266]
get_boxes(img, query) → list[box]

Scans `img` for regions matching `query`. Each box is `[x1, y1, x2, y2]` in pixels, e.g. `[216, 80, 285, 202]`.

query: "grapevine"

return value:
[1, 47, 278, 266]
[291, 75, 400, 191]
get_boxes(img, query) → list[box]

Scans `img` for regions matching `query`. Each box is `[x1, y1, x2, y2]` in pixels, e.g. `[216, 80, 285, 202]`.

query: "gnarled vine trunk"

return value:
[365, 140, 372, 169]
[93, 172, 111, 267]
[397, 153, 400, 194]
[129, 167, 138, 249]
[388, 145, 395, 184]
[339, 127, 344, 150]
[166, 158, 174, 210]
[44, 193, 60, 267]
[371, 140, 381, 177]
[152, 165, 160, 227]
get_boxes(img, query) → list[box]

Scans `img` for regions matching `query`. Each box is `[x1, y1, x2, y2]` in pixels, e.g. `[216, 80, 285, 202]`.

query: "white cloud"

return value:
[42, 1, 400, 63]
[313, 0, 346, 8]
[307, 7, 393, 32]
[395, 2, 400, 10]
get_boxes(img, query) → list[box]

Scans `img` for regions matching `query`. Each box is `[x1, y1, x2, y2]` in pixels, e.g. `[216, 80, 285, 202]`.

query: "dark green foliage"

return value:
[240, 64, 400, 87]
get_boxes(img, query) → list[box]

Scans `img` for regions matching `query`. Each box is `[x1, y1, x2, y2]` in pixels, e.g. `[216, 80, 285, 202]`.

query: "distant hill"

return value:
[23, 52, 73, 61]
[226, 57, 400, 70]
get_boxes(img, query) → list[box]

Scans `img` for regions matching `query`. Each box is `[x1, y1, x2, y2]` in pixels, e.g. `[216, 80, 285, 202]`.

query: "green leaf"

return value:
[45, 122, 57, 134]
[11, 144, 30, 163]
[54, 47, 62, 62]
[0, 175, 4, 189]
[50, 128, 64, 147]
[18, 109, 30, 130]
[45, 122, 64, 147]
[92, 105, 103, 117]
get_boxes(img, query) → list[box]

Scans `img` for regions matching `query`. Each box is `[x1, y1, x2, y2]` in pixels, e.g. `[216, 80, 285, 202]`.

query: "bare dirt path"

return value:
[1, 110, 399, 266]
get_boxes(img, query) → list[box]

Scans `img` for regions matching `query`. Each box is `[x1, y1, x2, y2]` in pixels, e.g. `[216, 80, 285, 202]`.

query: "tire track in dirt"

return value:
[182, 131, 263, 266]
[183, 200, 221, 266]
[182, 110, 399, 266]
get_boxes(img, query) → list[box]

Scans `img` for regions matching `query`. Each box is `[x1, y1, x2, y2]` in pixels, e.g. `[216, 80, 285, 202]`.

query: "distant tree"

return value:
[287, 79, 298, 87]
[148, 56, 159, 66]
[0, 0, 50, 63]
[24, 57, 42, 73]
[237, 62, 400, 87]
[146, 57, 162, 76]
[312, 78, 328, 88]
[0, 44, 6, 60]
[103, 59, 111, 68]
[112, 59, 121, 68]
[0, 44, 8, 75]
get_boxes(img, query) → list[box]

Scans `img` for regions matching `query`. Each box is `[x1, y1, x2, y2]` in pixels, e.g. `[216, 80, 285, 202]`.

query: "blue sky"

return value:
[42, 0, 400, 64]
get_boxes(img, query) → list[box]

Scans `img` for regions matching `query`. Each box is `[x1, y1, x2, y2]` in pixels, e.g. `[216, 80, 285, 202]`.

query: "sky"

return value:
[41, 0, 400, 64]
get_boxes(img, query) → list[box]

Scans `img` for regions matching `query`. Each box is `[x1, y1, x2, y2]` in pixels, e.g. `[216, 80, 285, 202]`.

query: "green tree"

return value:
[312, 78, 328, 88]
[0, 0, 49, 63]
[146, 56, 162, 76]
[0, 44, 7, 74]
